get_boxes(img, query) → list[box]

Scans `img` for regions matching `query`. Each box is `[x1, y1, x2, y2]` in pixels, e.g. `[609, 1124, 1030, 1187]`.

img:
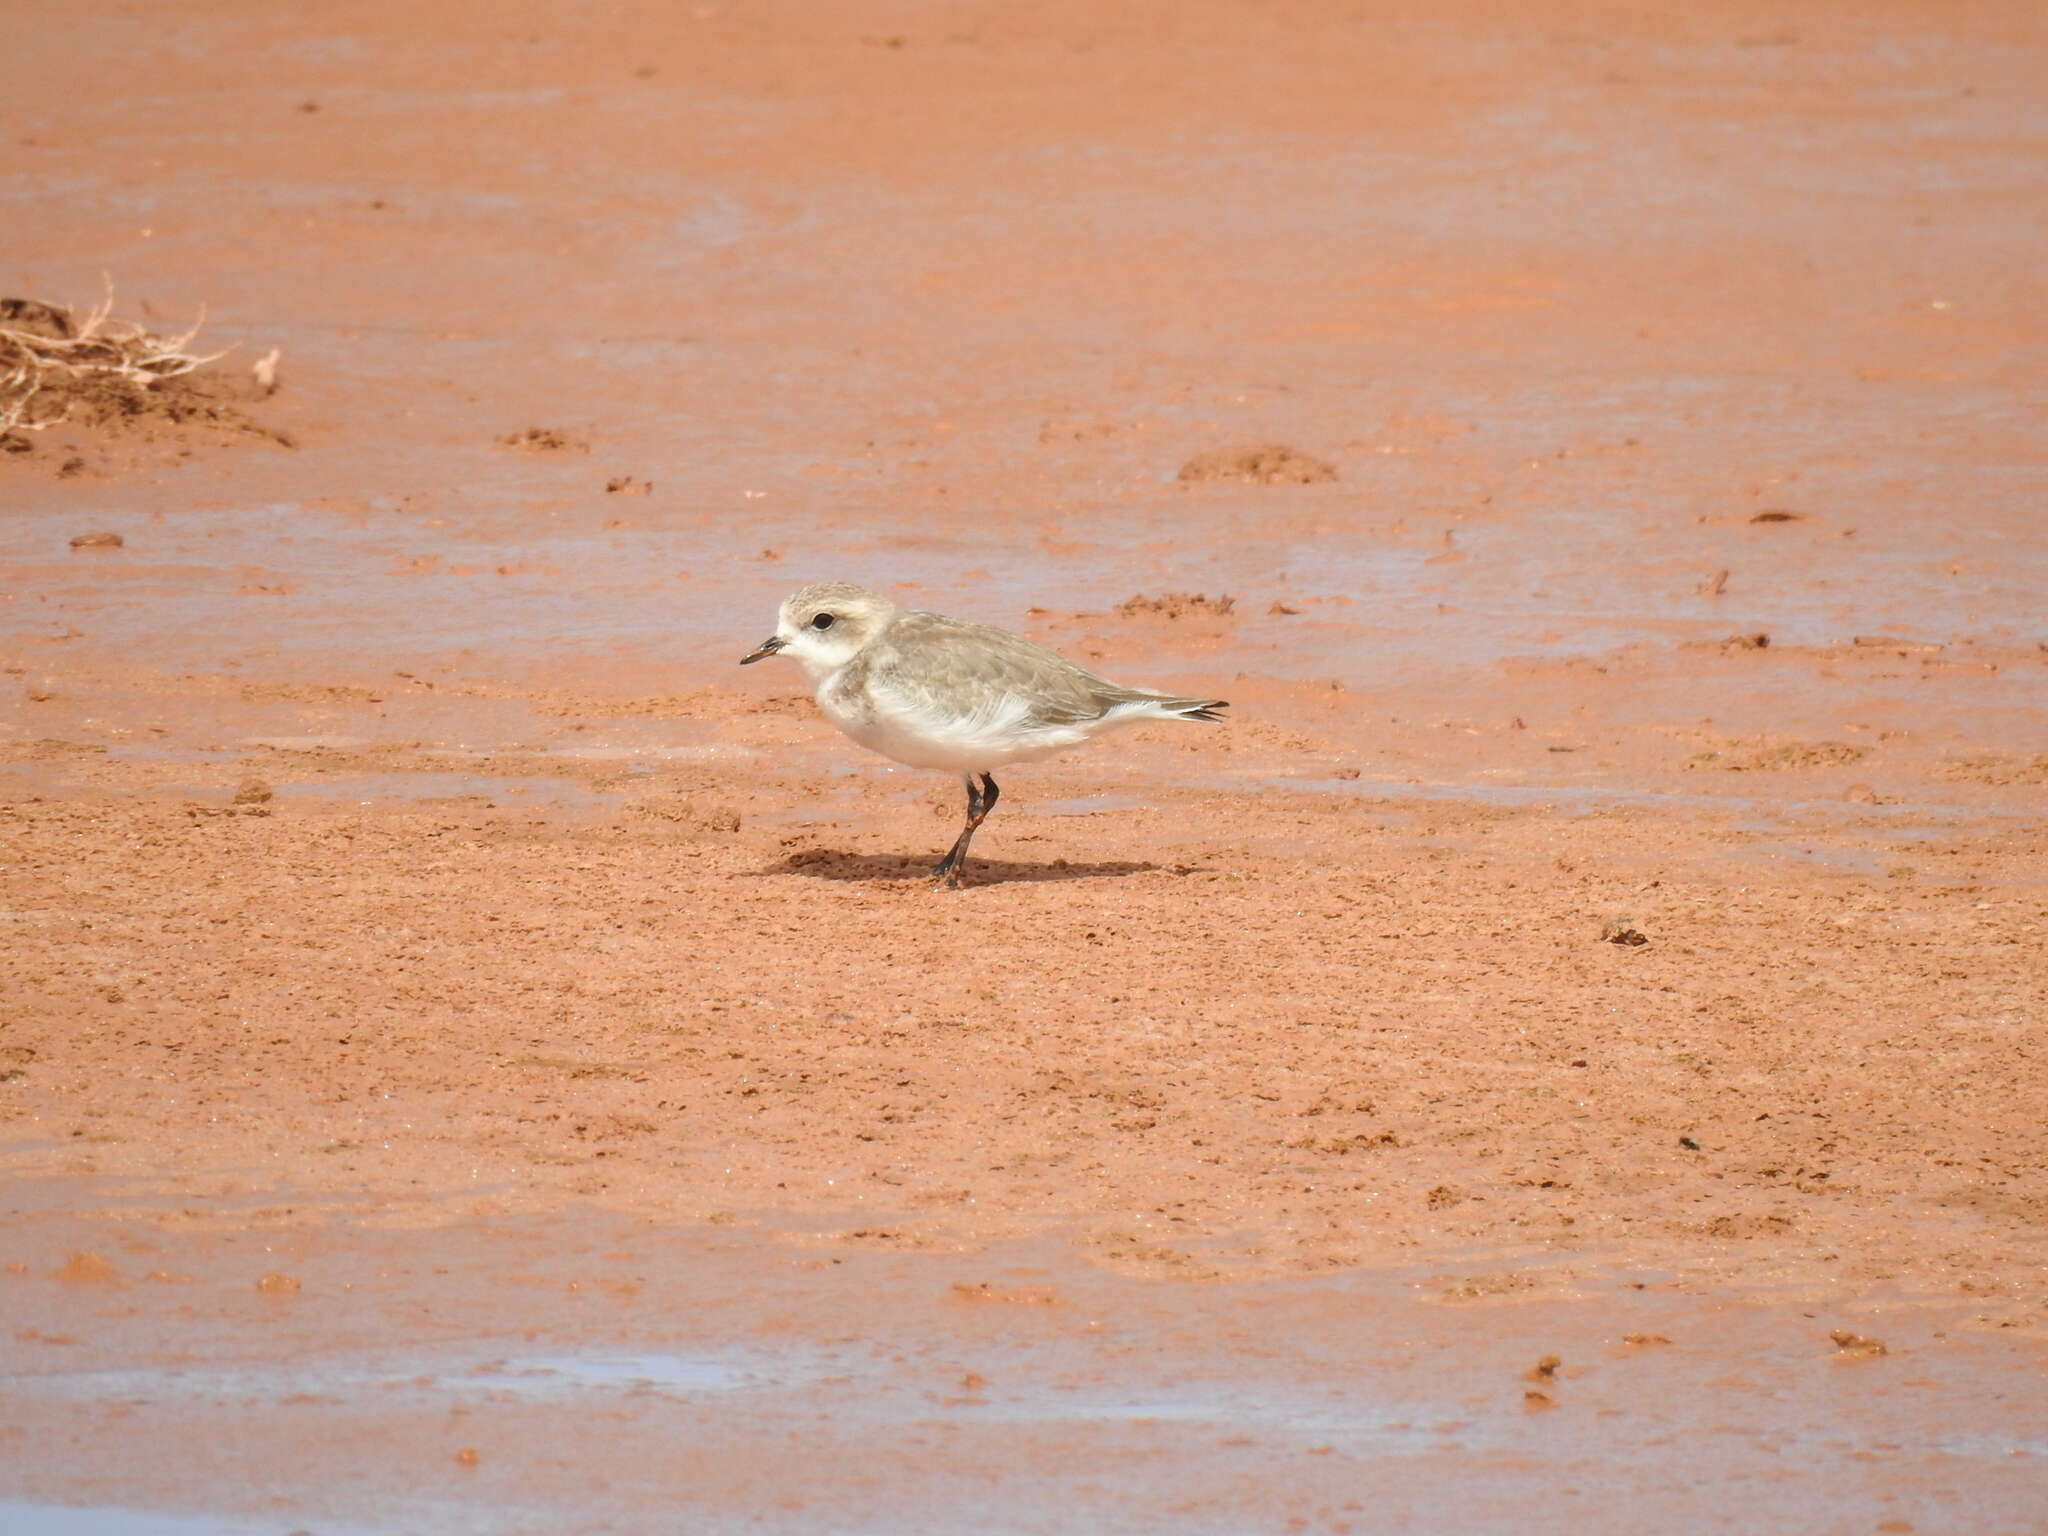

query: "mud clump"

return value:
[950, 1281, 1060, 1306]
[255, 1270, 302, 1295]
[1687, 740, 1870, 772]
[1116, 592, 1236, 620]
[1442, 1270, 1540, 1301]
[1936, 754, 2048, 787]
[51, 372, 274, 437]
[627, 796, 741, 835]
[1739, 741, 1868, 771]
[500, 426, 588, 453]
[1, 297, 74, 338]
[54, 1252, 121, 1285]
[1700, 1213, 1795, 1239]
[4, 368, 285, 463]
[1177, 444, 1336, 485]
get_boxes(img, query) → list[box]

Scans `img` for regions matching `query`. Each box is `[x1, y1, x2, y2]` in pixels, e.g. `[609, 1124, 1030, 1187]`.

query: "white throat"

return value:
[778, 626, 868, 686]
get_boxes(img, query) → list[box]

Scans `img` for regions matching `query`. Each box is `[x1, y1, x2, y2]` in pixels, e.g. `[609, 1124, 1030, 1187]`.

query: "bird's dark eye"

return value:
[811, 613, 835, 630]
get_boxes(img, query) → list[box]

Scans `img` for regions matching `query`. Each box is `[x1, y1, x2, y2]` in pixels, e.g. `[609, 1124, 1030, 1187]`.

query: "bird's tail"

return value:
[1148, 695, 1229, 723]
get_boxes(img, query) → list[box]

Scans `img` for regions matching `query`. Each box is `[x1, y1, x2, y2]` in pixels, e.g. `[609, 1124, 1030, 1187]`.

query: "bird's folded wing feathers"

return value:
[865, 613, 1141, 728]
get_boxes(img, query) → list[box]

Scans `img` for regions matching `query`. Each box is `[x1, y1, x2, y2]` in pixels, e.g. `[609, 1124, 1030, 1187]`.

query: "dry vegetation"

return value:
[0, 285, 283, 454]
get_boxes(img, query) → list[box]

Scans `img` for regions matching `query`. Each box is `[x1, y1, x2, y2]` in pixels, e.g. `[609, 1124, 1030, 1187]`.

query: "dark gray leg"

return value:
[931, 772, 999, 888]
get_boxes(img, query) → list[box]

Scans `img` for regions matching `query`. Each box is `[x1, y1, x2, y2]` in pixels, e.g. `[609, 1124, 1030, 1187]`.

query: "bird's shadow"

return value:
[760, 849, 1158, 887]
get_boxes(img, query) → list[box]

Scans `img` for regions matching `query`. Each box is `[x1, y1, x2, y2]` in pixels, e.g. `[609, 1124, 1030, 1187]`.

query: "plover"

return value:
[741, 581, 1227, 888]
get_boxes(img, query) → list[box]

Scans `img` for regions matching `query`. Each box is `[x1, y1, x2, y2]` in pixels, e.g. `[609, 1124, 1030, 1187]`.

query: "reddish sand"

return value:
[4, 1, 2046, 1530]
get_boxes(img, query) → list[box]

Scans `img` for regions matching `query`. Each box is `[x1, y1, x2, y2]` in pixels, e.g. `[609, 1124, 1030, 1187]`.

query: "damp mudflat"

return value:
[3, 1182, 2043, 1536]
[6, 0, 2048, 1532]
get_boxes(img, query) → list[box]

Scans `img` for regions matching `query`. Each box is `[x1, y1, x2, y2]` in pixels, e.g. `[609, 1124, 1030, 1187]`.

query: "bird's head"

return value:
[739, 581, 898, 680]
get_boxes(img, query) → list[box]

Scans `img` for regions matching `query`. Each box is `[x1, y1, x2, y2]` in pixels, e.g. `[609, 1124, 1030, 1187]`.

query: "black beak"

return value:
[739, 636, 786, 665]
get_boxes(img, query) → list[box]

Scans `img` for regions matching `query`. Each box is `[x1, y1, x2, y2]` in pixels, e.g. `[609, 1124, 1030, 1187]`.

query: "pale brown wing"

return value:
[855, 612, 1143, 727]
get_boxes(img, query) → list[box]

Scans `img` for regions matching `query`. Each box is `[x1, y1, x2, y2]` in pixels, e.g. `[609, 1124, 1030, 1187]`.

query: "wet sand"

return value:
[6, 1179, 2044, 1534]
[5, 1, 2046, 1530]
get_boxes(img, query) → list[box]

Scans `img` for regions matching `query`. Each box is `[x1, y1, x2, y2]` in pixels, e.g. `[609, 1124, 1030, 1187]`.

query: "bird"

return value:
[740, 582, 1227, 888]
